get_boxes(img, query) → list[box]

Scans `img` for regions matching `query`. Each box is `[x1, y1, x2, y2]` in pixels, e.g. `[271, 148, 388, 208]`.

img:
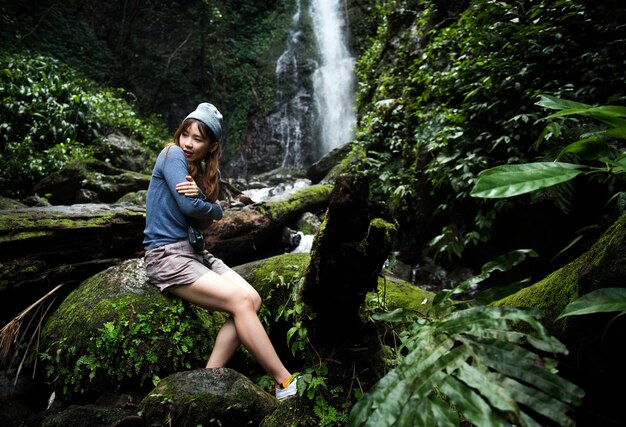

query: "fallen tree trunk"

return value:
[0, 204, 146, 324]
[203, 184, 333, 264]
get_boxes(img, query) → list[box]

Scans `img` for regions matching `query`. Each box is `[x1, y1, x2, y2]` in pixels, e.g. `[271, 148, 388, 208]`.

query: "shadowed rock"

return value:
[140, 368, 278, 427]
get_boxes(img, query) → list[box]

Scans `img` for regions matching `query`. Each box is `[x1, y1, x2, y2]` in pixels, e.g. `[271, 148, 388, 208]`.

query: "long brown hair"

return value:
[168, 119, 221, 202]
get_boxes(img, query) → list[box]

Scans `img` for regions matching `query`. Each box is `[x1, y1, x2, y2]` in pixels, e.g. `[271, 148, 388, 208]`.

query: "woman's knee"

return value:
[250, 290, 262, 312]
[230, 288, 257, 314]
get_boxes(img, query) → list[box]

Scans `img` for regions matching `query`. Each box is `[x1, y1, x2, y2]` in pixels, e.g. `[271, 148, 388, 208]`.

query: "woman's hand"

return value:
[176, 175, 200, 197]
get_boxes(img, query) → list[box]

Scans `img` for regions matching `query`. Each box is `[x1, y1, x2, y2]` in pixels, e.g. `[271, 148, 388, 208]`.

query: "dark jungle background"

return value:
[1, 0, 625, 425]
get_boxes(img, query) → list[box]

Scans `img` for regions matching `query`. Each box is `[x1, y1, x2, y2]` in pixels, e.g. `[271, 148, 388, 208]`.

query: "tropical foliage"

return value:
[0, 53, 167, 198]
[350, 0, 626, 267]
[472, 95, 626, 200]
[349, 251, 583, 426]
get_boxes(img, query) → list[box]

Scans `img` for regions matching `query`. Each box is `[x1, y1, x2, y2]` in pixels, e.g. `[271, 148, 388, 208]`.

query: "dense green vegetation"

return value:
[350, 0, 626, 276]
[0, 0, 299, 197]
[0, 54, 167, 197]
[2, 0, 626, 425]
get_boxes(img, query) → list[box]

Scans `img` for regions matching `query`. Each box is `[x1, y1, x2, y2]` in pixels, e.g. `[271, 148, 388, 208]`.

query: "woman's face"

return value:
[178, 121, 210, 162]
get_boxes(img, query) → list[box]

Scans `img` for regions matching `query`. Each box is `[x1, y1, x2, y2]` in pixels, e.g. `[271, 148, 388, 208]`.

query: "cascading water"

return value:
[270, 0, 311, 169]
[268, 0, 356, 169]
[310, 0, 356, 156]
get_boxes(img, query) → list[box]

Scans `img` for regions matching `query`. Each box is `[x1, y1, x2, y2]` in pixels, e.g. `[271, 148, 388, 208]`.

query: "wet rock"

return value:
[295, 212, 321, 235]
[33, 159, 151, 205]
[75, 188, 101, 204]
[139, 368, 277, 427]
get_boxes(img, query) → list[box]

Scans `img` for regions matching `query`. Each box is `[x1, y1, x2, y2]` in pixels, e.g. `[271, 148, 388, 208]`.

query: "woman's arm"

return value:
[175, 175, 205, 199]
[161, 146, 222, 220]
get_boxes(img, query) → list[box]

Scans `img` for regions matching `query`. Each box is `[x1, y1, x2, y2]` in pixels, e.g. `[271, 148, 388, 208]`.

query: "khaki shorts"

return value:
[144, 240, 231, 292]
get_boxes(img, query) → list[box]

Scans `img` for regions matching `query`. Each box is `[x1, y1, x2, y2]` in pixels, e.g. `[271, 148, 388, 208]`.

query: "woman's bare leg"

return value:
[205, 270, 262, 368]
[168, 270, 291, 384]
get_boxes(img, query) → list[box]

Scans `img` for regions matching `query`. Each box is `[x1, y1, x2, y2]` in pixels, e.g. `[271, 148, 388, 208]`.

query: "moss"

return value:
[0, 259, 46, 291]
[360, 217, 398, 253]
[492, 215, 626, 338]
[369, 275, 434, 315]
[0, 230, 53, 243]
[0, 208, 145, 231]
[259, 184, 332, 222]
[233, 253, 310, 313]
[0, 197, 27, 210]
[40, 259, 222, 396]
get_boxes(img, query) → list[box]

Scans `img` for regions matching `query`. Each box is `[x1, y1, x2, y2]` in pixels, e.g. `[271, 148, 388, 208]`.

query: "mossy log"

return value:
[493, 214, 626, 421]
[493, 214, 626, 340]
[0, 203, 146, 325]
[203, 183, 333, 264]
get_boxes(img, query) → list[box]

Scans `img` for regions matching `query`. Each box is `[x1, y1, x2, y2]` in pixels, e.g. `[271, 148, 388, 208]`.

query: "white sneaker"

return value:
[275, 376, 298, 401]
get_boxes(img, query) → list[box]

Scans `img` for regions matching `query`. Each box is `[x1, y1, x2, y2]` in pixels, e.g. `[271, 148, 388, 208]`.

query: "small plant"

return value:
[264, 268, 350, 426]
[40, 299, 215, 395]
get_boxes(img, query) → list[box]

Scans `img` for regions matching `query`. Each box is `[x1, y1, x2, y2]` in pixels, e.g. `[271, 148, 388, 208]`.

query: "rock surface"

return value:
[39, 258, 225, 397]
[140, 368, 278, 427]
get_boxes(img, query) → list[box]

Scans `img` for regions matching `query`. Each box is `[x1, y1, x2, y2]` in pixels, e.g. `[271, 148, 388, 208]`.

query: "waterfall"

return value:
[268, 0, 356, 169]
[270, 0, 311, 169]
[310, 0, 356, 156]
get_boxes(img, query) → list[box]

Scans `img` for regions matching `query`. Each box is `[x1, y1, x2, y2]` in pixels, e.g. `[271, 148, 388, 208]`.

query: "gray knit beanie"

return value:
[185, 102, 223, 141]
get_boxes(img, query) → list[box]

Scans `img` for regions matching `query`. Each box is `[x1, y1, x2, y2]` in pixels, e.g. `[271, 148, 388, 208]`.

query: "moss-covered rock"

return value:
[115, 190, 148, 205]
[492, 214, 626, 339]
[233, 252, 310, 314]
[33, 159, 151, 205]
[0, 196, 27, 210]
[370, 275, 434, 315]
[39, 258, 225, 397]
[139, 368, 277, 427]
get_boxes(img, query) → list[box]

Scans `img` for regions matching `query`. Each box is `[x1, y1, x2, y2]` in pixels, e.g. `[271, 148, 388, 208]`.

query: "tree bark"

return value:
[301, 175, 397, 346]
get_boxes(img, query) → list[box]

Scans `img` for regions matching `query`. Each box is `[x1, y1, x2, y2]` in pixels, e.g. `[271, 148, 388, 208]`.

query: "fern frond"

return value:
[349, 305, 583, 427]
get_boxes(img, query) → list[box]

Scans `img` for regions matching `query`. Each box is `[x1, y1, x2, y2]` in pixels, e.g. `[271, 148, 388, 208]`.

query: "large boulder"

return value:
[39, 258, 226, 397]
[140, 368, 278, 427]
[93, 133, 157, 175]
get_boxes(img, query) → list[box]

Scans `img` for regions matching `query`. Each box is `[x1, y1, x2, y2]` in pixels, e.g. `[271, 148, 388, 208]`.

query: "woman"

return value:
[143, 102, 297, 401]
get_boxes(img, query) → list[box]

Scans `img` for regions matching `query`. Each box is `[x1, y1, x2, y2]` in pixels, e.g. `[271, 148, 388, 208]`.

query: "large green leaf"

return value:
[537, 95, 626, 125]
[470, 162, 585, 198]
[536, 94, 590, 111]
[557, 288, 626, 319]
[557, 137, 612, 161]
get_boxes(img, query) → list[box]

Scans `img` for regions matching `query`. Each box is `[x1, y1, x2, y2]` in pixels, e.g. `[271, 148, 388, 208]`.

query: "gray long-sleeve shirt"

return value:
[143, 145, 222, 251]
